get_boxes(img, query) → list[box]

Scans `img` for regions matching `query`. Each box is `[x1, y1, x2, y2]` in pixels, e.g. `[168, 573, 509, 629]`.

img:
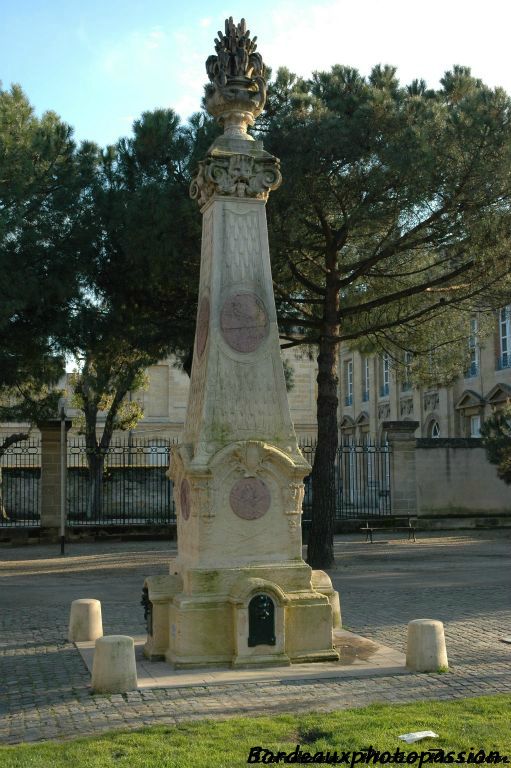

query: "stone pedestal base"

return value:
[143, 563, 340, 669]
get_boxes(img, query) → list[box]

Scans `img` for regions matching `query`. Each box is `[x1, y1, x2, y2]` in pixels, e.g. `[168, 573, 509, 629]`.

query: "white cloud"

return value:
[146, 28, 165, 50]
[260, 0, 511, 92]
[173, 93, 203, 120]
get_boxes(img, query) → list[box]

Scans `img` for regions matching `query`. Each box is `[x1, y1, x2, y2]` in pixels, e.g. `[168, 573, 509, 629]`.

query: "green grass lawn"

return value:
[1, 695, 509, 768]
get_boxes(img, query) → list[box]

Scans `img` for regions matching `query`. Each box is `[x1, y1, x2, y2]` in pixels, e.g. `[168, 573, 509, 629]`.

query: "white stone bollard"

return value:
[91, 635, 138, 694]
[406, 619, 448, 672]
[68, 599, 103, 642]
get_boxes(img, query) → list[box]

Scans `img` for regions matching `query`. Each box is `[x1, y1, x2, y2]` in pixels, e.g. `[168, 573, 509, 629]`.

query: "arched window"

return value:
[429, 420, 440, 438]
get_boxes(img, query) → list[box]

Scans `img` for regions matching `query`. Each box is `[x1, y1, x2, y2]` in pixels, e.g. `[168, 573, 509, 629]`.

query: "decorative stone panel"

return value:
[423, 392, 440, 412]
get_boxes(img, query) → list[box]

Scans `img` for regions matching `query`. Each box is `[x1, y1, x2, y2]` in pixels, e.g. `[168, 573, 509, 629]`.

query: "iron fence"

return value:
[0, 436, 391, 529]
[0, 440, 41, 527]
[300, 438, 391, 519]
[67, 439, 177, 525]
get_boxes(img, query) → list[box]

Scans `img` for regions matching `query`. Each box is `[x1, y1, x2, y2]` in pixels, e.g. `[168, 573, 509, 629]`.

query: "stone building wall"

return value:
[416, 438, 511, 517]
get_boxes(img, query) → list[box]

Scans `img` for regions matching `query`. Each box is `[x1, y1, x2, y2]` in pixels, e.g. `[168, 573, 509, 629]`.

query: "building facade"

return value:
[338, 307, 511, 442]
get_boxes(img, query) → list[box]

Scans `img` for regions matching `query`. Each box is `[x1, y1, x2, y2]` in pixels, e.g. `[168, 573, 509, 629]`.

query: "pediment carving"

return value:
[454, 389, 484, 410]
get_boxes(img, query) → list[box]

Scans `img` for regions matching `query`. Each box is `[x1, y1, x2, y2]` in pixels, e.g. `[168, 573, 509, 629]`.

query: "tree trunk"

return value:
[306, 334, 339, 568]
[305, 239, 341, 569]
[82, 386, 123, 521]
[86, 450, 105, 520]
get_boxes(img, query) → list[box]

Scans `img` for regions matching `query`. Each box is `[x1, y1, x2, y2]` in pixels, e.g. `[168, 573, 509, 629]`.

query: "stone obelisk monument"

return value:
[143, 17, 340, 668]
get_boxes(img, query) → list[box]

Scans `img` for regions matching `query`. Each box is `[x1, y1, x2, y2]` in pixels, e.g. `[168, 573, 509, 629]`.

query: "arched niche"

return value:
[248, 593, 276, 647]
[230, 578, 290, 667]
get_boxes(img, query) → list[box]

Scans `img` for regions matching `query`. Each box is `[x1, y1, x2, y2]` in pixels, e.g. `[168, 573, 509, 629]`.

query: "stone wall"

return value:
[416, 438, 511, 518]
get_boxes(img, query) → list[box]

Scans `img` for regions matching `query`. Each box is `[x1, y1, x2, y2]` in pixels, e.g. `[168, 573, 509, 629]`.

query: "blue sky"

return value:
[2, 0, 511, 147]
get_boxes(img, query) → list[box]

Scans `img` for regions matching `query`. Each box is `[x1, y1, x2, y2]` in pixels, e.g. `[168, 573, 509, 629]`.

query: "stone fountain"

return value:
[143, 17, 340, 668]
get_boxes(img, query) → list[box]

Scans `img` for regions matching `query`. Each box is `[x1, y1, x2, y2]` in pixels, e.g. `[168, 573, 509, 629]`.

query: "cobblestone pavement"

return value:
[0, 532, 510, 744]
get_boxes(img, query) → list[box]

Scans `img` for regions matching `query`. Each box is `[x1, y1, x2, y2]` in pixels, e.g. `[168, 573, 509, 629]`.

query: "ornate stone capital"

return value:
[190, 152, 282, 206]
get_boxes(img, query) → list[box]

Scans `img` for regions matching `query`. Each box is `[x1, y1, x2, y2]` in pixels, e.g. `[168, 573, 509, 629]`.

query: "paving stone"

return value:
[1, 533, 510, 743]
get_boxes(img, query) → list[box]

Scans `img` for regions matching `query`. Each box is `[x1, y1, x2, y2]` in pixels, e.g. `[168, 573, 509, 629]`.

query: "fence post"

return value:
[382, 421, 419, 517]
[38, 418, 72, 537]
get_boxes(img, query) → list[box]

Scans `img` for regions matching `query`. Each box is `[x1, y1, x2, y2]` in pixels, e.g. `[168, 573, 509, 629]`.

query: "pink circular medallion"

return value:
[180, 479, 191, 521]
[220, 293, 269, 353]
[196, 296, 210, 358]
[230, 477, 271, 520]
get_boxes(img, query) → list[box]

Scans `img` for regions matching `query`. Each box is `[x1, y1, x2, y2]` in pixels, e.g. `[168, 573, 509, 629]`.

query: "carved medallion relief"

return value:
[220, 292, 269, 353]
[180, 479, 191, 521]
[230, 477, 270, 520]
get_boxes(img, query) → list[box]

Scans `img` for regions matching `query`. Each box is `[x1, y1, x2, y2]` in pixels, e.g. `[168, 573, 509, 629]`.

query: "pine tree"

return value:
[0, 84, 95, 454]
[481, 404, 511, 484]
[65, 109, 202, 517]
[260, 65, 511, 567]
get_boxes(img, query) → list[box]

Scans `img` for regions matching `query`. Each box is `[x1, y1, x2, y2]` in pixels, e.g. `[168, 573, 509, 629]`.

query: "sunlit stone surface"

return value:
[143, 17, 340, 669]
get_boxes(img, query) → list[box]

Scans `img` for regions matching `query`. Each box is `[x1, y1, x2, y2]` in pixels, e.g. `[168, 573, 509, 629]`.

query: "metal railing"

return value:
[0, 436, 392, 528]
[299, 438, 391, 519]
[67, 439, 177, 526]
[0, 440, 40, 527]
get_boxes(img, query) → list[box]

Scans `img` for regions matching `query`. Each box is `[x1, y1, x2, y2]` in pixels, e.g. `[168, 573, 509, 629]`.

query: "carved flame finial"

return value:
[207, 17, 264, 85]
[190, 17, 281, 207]
[204, 17, 267, 136]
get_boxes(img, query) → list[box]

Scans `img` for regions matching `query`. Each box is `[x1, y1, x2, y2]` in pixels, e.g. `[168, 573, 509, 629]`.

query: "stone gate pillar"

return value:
[38, 418, 72, 535]
[383, 421, 419, 517]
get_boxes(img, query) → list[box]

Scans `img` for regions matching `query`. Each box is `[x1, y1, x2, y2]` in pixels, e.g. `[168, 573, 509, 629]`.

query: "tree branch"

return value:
[339, 260, 474, 319]
[287, 259, 326, 296]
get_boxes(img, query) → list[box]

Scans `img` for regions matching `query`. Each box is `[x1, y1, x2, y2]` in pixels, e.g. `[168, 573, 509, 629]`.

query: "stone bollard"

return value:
[91, 635, 138, 694]
[68, 599, 103, 642]
[406, 619, 448, 672]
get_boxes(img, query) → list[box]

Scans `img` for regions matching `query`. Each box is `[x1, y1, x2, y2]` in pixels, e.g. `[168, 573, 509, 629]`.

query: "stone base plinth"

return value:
[143, 563, 340, 669]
